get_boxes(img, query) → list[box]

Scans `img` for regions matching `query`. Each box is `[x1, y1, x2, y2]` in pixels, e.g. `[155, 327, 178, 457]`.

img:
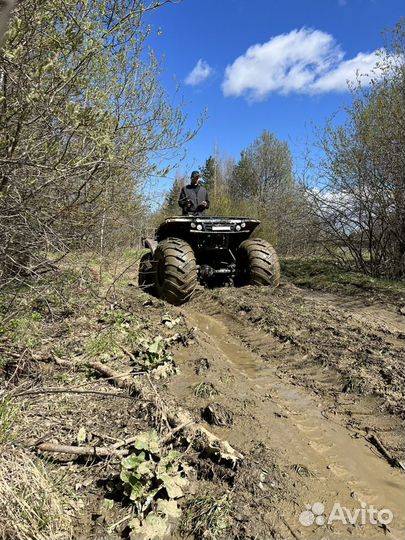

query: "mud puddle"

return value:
[183, 309, 405, 539]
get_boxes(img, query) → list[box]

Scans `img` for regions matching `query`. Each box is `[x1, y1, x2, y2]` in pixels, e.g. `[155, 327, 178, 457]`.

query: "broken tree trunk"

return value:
[167, 409, 243, 468]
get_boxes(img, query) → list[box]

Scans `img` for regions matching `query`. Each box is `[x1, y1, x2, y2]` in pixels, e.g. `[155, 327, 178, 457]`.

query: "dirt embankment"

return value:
[1, 273, 404, 540]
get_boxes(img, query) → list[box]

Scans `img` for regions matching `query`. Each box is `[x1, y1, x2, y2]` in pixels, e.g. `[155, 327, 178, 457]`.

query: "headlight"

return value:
[196, 224, 203, 231]
[235, 224, 241, 231]
[241, 222, 246, 228]
[190, 222, 196, 228]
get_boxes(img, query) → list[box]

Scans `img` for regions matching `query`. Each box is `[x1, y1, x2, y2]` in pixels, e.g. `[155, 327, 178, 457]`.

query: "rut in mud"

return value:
[163, 283, 405, 539]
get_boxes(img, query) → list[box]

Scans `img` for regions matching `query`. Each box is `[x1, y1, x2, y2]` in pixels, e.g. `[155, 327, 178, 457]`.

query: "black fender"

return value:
[143, 237, 158, 254]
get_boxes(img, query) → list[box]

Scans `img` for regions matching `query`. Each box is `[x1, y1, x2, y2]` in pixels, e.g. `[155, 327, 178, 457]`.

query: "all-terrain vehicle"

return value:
[139, 216, 280, 305]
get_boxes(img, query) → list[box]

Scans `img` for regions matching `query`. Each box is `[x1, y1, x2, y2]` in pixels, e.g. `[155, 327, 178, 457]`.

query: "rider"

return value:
[178, 170, 210, 216]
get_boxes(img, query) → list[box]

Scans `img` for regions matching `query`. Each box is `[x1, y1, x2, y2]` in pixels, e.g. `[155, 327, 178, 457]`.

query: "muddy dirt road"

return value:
[4, 274, 403, 540]
[164, 283, 405, 539]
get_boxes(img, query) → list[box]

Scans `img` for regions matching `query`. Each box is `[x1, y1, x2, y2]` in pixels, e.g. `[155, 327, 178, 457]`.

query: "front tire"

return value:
[153, 238, 197, 305]
[236, 238, 280, 287]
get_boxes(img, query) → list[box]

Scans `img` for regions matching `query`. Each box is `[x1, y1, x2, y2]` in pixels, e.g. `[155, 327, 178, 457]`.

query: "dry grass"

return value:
[0, 396, 18, 444]
[179, 495, 231, 540]
[0, 448, 73, 540]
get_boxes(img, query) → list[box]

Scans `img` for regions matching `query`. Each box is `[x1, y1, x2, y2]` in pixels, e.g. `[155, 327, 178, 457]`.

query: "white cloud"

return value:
[185, 59, 214, 86]
[309, 51, 382, 92]
[222, 28, 385, 101]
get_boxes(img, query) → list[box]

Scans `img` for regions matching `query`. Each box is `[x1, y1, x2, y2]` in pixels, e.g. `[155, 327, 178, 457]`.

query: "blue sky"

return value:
[145, 0, 403, 197]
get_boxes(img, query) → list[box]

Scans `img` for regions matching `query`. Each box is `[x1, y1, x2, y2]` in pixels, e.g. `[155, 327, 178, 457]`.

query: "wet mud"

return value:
[164, 283, 405, 538]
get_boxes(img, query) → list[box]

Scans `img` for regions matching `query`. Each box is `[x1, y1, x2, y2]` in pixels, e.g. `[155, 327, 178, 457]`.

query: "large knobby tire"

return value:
[153, 238, 197, 305]
[237, 238, 280, 287]
[138, 251, 156, 293]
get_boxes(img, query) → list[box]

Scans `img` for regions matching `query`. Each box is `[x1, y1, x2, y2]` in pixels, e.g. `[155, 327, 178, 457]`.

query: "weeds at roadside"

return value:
[107, 431, 191, 538]
[341, 374, 366, 394]
[0, 312, 43, 349]
[179, 495, 231, 540]
[0, 450, 73, 540]
[136, 335, 174, 370]
[85, 308, 174, 371]
[85, 330, 123, 360]
[0, 396, 18, 444]
[0, 353, 10, 370]
[281, 256, 405, 300]
[85, 309, 141, 361]
[192, 382, 218, 398]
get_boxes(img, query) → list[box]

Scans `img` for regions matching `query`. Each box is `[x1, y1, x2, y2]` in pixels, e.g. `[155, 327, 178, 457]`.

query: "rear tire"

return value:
[236, 238, 280, 287]
[153, 238, 197, 305]
[138, 251, 156, 294]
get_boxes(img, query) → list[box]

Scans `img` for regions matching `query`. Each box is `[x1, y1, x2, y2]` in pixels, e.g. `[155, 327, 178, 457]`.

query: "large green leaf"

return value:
[158, 450, 180, 468]
[147, 336, 165, 354]
[137, 460, 155, 478]
[134, 431, 160, 454]
[157, 499, 181, 520]
[129, 478, 145, 501]
[120, 470, 142, 489]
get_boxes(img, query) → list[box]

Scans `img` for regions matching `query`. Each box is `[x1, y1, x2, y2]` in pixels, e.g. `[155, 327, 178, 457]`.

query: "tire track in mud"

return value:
[199, 285, 405, 447]
[171, 288, 405, 539]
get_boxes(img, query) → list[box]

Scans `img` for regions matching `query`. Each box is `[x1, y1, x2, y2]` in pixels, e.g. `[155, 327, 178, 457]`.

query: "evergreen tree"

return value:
[200, 156, 217, 192]
[159, 173, 186, 218]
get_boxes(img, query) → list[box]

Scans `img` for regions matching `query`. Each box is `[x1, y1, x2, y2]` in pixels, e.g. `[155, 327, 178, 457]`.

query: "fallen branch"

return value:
[86, 361, 141, 394]
[366, 432, 405, 470]
[33, 354, 142, 395]
[119, 345, 137, 362]
[168, 409, 243, 468]
[35, 442, 129, 457]
[13, 387, 137, 400]
[159, 420, 194, 445]
[110, 420, 194, 451]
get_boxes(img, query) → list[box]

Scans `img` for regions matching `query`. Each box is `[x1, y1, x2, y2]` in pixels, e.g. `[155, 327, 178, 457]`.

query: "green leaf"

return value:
[129, 478, 145, 501]
[147, 337, 162, 354]
[120, 469, 131, 484]
[121, 451, 145, 470]
[134, 431, 160, 454]
[159, 450, 180, 468]
[137, 460, 155, 478]
[157, 499, 181, 519]
[121, 470, 144, 496]
[77, 426, 87, 445]
[103, 498, 114, 511]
